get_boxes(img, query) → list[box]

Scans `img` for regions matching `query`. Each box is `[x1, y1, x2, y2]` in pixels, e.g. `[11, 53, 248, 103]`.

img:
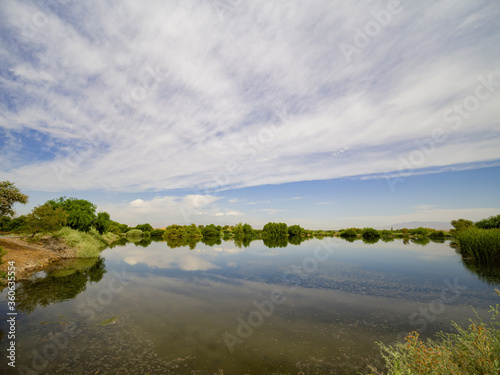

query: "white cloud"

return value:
[0, 0, 499, 193]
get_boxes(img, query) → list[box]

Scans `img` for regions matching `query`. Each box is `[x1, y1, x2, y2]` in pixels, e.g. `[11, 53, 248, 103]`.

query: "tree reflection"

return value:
[164, 237, 200, 249]
[15, 257, 106, 313]
[460, 257, 500, 286]
[411, 237, 430, 246]
[263, 237, 288, 248]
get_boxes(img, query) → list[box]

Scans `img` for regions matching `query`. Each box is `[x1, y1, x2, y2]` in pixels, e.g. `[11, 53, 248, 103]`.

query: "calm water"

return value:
[1, 237, 500, 374]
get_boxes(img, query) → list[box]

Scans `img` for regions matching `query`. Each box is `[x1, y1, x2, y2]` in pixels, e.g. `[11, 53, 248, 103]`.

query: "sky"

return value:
[1, 0, 499, 229]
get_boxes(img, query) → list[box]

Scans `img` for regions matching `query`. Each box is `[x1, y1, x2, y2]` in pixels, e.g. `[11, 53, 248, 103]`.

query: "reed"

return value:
[456, 228, 500, 263]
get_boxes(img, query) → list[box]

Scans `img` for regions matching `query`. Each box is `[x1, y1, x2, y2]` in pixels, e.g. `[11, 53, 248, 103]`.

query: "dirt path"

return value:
[0, 236, 77, 281]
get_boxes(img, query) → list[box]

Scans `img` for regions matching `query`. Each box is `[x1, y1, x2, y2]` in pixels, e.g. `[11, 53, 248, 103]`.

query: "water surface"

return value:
[1, 237, 499, 374]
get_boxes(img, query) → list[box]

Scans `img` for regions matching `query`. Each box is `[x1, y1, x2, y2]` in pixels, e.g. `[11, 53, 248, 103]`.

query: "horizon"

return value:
[1, 1, 499, 230]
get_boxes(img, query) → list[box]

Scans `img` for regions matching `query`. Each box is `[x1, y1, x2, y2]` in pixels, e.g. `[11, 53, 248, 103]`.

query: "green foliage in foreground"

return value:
[263, 222, 288, 237]
[456, 228, 500, 263]
[56, 227, 109, 258]
[375, 305, 500, 375]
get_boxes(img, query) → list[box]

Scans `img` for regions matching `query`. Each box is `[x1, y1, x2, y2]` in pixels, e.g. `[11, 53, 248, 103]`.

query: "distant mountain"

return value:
[384, 221, 453, 230]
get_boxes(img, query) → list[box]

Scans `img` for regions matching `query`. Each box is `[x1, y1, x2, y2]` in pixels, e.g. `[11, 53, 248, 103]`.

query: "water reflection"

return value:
[460, 257, 500, 286]
[15, 257, 106, 313]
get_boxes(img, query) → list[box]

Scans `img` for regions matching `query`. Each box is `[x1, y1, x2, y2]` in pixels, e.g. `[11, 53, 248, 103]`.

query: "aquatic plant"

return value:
[456, 228, 500, 263]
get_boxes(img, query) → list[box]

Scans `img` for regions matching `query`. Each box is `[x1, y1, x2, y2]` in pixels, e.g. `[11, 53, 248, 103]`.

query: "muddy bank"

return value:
[0, 236, 77, 281]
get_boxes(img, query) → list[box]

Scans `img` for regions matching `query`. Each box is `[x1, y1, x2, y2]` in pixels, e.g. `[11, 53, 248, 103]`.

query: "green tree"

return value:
[94, 212, 111, 234]
[451, 219, 474, 232]
[263, 222, 288, 237]
[135, 223, 154, 232]
[0, 181, 29, 218]
[26, 203, 68, 238]
[475, 215, 500, 229]
[288, 224, 304, 237]
[47, 197, 97, 232]
[362, 228, 380, 239]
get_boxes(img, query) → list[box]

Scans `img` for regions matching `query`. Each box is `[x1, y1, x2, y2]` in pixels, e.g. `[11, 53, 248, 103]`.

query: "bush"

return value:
[150, 229, 165, 238]
[340, 228, 357, 237]
[126, 229, 143, 238]
[57, 227, 107, 258]
[475, 214, 500, 229]
[376, 311, 500, 375]
[430, 230, 446, 239]
[362, 228, 380, 239]
[456, 228, 500, 263]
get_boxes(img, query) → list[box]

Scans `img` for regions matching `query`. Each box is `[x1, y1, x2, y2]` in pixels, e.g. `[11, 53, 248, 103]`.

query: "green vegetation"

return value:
[126, 229, 143, 240]
[56, 227, 111, 258]
[375, 304, 500, 375]
[340, 228, 357, 238]
[163, 224, 203, 239]
[362, 228, 380, 239]
[475, 214, 500, 229]
[262, 222, 288, 237]
[26, 203, 68, 238]
[0, 181, 29, 219]
[456, 229, 500, 263]
[288, 224, 305, 237]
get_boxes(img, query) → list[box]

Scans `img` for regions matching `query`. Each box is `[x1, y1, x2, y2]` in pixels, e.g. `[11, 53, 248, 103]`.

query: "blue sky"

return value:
[1, 0, 499, 229]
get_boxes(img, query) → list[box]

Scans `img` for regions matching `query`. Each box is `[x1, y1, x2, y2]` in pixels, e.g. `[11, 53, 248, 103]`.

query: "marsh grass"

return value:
[456, 229, 500, 263]
[374, 298, 500, 375]
[56, 227, 108, 258]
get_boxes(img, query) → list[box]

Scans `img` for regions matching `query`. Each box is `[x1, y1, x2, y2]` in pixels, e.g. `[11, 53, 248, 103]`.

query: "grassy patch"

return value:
[56, 227, 108, 258]
[456, 228, 500, 263]
[374, 304, 500, 375]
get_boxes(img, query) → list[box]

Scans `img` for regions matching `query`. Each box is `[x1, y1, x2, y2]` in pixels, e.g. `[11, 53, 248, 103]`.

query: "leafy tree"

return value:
[0, 181, 29, 218]
[1, 215, 28, 233]
[340, 228, 357, 237]
[288, 225, 304, 237]
[362, 228, 380, 239]
[163, 224, 202, 239]
[451, 219, 474, 232]
[475, 215, 500, 229]
[150, 229, 165, 238]
[201, 224, 222, 238]
[47, 197, 97, 232]
[135, 223, 154, 232]
[26, 203, 68, 238]
[94, 212, 111, 234]
[410, 227, 430, 236]
[263, 222, 288, 237]
[243, 223, 254, 237]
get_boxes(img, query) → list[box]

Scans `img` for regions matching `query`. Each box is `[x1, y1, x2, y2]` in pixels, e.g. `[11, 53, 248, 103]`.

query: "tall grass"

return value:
[374, 305, 500, 375]
[56, 227, 108, 258]
[456, 228, 500, 263]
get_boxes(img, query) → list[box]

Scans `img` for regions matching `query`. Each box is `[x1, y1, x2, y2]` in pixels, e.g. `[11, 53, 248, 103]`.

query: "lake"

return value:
[1, 237, 500, 374]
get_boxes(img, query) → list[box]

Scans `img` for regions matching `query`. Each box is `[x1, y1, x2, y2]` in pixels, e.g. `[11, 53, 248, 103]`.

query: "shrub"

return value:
[376, 312, 500, 375]
[475, 214, 500, 229]
[126, 229, 143, 238]
[150, 229, 165, 238]
[340, 228, 357, 237]
[362, 227, 380, 238]
[430, 230, 446, 239]
[456, 228, 500, 263]
[57, 227, 107, 258]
